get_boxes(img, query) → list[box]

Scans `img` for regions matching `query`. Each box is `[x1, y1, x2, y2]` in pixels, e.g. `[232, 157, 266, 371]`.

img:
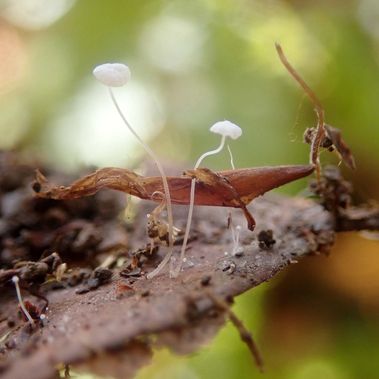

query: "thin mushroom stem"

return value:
[227, 144, 235, 169]
[172, 135, 226, 277]
[194, 135, 226, 169]
[108, 88, 174, 279]
[231, 225, 242, 256]
[12, 276, 34, 325]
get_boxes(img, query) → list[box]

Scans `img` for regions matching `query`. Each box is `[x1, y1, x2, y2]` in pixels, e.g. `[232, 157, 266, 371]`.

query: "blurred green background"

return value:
[1, 0, 379, 378]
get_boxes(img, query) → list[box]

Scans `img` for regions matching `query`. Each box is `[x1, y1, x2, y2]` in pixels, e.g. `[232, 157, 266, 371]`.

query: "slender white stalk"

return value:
[12, 276, 34, 325]
[108, 88, 174, 279]
[232, 225, 241, 256]
[172, 135, 226, 277]
[227, 144, 235, 170]
[171, 177, 196, 277]
[194, 135, 226, 169]
[231, 222, 236, 244]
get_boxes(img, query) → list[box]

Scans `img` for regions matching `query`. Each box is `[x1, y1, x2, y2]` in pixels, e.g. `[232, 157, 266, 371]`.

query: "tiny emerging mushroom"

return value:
[11, 276, 34, 326]
[93, 62, 175, 280]
[171, 120, 243, 277]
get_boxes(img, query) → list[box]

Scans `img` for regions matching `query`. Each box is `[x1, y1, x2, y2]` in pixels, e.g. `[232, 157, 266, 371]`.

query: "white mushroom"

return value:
[12, 276, 34, 325]
[210, 120, 242, 140]
[194, 120, 242, 169]
[93, 63, 131, 87]
[171, 120, 243, 277]
[231, 224, 243, 257]
[93, 63, 174, 279]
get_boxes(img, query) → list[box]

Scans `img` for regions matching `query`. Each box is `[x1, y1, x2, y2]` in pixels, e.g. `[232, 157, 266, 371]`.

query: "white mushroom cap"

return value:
[210, 120, 242, 140]
[93, 63, 131, 87]
[11, 275, 19, 283]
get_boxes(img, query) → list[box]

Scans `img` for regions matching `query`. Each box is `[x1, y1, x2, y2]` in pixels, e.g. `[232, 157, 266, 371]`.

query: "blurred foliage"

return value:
[1, 0, 379, 378]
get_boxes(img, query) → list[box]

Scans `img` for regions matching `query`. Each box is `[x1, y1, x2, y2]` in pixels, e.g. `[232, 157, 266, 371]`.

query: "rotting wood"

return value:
[1, 153, 378, 379]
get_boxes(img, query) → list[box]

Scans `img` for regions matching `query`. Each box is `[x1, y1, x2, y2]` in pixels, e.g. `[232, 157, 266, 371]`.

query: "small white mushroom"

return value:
[172, 120, 242, 277]
[194, 120, 242, 169]
[11, 276, 34, 325]
[93, 62, 174, 280]
[210, 120, 242, 140]
[93, 63, 131, 87]
[231, 224, 244, 257]
[39, 313, 47, 326]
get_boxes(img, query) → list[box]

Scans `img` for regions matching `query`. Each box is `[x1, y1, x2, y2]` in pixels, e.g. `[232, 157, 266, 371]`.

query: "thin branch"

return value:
[275, 43, 325, 180]
[206, 290, 264, 372]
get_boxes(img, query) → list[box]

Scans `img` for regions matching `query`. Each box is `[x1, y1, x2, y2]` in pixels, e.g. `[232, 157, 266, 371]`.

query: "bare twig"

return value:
[1, 152, 379, 379]
[275, 43, 325, 180]
[206, 290, 264, 372]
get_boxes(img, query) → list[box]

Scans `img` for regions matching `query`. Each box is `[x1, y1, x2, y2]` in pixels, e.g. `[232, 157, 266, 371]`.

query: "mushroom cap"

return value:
[210, 120, 242, 140]
[93, 63, 131, 87]
[11, 275, 19, 283]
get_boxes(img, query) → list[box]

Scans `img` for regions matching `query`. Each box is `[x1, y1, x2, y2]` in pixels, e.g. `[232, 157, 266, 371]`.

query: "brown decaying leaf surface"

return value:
[33, 164, 314, 232]
[0, 152, 377, 379]
[324, 124, 356, 170]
